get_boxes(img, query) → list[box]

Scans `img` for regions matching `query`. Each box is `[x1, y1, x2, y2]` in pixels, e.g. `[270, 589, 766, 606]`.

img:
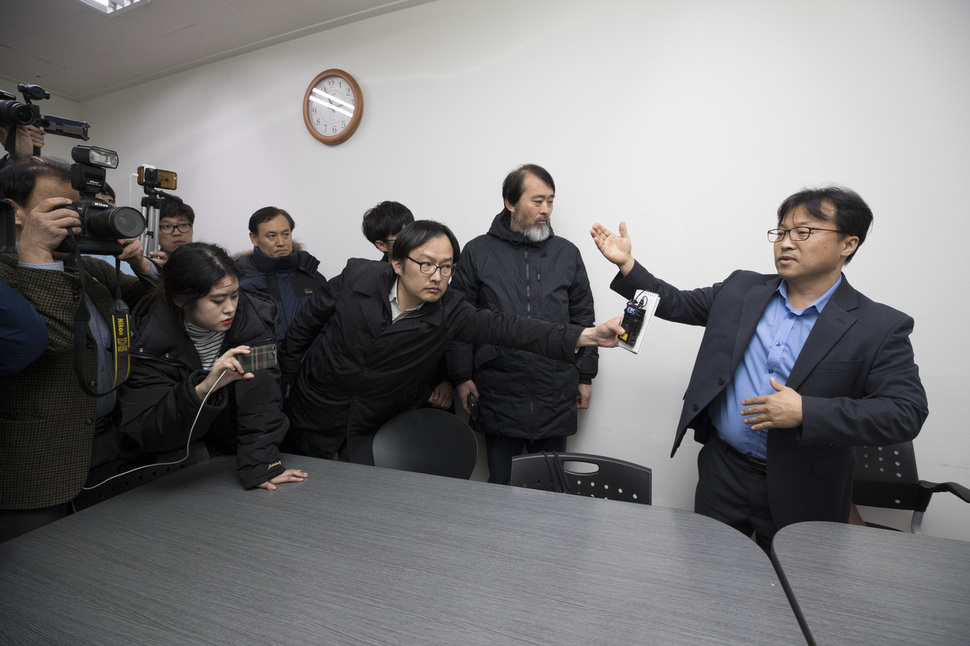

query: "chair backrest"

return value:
[852, 442, 920, 511]
[852, 442, 970, 533]
[510, 452, 652, 505]
[372, 408, 478, 479]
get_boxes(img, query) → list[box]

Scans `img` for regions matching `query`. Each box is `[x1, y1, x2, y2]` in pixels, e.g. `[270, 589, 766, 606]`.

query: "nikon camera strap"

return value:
[72, 252, 132, 397]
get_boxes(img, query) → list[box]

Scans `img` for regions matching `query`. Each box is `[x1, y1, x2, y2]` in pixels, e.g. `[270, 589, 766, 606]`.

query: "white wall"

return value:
[32, 0, 970, 540]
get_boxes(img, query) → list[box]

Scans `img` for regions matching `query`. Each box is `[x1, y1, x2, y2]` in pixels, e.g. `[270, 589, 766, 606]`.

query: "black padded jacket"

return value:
[120, 290, 288, 489]
[446, 211, 597, 440]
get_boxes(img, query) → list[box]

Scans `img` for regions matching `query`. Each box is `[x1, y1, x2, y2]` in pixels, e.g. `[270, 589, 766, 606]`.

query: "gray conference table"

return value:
[1, 455, 803, 645]
[771, 520, 970, 646]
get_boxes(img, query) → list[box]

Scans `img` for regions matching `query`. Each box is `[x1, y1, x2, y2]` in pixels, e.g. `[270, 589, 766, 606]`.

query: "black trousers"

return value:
[694, 434, 778, 551]
[485, 435, 567, 485]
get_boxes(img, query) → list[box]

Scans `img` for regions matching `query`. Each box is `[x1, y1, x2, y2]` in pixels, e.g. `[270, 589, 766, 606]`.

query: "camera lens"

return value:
[85, 206, 146, 239]
[0, 100, 34, 126]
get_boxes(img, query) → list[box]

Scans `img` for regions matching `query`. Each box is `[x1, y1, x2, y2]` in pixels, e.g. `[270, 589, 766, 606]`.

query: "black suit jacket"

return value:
[612, 262, 928, 528]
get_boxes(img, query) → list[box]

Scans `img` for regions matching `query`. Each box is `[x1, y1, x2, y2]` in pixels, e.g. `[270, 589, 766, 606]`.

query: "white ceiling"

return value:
[0, 0, 434, 102]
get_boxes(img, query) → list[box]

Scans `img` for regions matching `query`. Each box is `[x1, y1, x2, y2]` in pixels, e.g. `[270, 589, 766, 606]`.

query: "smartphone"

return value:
[137, 165, 178, 190]
[237, 344, 277, 374]
[467, 394, 479, 421]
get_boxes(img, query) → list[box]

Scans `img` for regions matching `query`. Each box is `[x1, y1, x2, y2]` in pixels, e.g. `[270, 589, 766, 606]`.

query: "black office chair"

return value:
[372, 408, 478, 479]
[510, 452, 652, 505]
[853, 442, 970, 533]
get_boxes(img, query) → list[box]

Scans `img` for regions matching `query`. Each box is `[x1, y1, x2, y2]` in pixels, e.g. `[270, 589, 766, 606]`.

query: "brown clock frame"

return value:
[302, 69, 363, 145]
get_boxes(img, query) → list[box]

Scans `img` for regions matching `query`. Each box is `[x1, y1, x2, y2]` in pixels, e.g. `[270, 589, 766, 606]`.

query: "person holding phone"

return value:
[119, 242, 306, 491]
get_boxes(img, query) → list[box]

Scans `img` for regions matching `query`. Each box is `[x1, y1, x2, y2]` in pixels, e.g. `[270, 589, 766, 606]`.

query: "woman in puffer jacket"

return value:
[119, 242, 307, 490]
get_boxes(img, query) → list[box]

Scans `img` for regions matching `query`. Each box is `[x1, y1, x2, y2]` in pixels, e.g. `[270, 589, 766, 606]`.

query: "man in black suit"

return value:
[591, 186, 928, 549]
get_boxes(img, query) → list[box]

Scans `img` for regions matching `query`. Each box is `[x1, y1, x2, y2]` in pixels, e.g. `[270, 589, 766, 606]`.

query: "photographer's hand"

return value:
[148, 249, 169, 266]
[194, 346, 254, 400]
[17, 197, 81, 264]
[116, 238, 152, 275]
[19, 126, 45, 158]
[2, 125, 45, 162]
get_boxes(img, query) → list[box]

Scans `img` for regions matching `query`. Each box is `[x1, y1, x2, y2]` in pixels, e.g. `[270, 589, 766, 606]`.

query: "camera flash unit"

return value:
[72, 145, 119, 169]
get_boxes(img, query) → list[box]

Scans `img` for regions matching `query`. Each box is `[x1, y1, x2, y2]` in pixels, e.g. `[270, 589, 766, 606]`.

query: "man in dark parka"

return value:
[447, 164, 598, 484]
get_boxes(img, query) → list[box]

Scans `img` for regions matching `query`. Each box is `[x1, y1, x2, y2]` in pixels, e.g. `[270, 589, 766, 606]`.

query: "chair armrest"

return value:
[911, 480, 970, 534]
[915, 480, 970, 512]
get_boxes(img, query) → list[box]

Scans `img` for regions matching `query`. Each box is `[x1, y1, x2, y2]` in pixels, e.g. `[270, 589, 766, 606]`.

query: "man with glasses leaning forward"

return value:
[591, 186, 928, 550]
[281, 220, 624, 466]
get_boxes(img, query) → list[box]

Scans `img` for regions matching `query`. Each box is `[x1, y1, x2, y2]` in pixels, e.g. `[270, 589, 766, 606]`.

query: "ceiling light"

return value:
[75, 0, 150, 16]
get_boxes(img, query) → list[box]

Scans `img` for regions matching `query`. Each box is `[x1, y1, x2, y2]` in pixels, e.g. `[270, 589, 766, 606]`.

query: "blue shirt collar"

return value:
[778, 275, 842, 315]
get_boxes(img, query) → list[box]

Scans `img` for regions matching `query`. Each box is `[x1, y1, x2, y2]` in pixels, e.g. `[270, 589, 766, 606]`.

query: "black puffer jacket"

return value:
[446, 211, 597, 440]
[119, 290, 288, 489]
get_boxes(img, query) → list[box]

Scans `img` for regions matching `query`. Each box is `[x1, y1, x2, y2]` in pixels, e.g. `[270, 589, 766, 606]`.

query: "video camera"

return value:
[0, 84, 90, 149]
[60, 145, 146, 255]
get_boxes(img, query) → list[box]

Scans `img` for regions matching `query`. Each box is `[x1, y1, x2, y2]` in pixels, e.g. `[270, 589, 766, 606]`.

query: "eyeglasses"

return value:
[159, 222, 193, 233]
[407, 256, 455, 277]
[380, 237, 396, 244]
[767, 226, 841, 243]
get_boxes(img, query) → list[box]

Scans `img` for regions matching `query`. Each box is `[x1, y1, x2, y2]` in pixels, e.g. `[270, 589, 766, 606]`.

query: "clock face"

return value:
[303, 69, 363, 145]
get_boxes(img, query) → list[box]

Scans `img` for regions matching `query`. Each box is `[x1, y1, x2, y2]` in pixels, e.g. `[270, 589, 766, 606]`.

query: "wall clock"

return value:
[303, 69, 363, 145]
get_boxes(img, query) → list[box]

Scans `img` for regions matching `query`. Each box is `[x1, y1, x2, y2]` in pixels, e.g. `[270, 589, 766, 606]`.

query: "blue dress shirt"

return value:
[710, 277, 842, 459]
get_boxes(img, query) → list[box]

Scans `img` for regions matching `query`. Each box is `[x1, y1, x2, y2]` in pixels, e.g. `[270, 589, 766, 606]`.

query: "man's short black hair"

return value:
[249, 206, 295, 235]
[0, 157, 71, 207]
[502, 164, 555, 207]
[390, 219, 461, 265]
[160, 199, 196, 224]
[776, 186, 873, 264]
[362, 201, 414, 243]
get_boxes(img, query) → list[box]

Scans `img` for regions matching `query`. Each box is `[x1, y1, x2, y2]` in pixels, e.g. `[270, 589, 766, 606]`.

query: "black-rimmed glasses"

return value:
[767, 226, 841, 243]
[159, 222, 193, 233]
[407, 256, 455, 277]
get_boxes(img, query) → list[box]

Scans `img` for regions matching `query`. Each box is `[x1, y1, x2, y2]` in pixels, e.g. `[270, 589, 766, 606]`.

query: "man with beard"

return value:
[446, 164, 598, 484]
